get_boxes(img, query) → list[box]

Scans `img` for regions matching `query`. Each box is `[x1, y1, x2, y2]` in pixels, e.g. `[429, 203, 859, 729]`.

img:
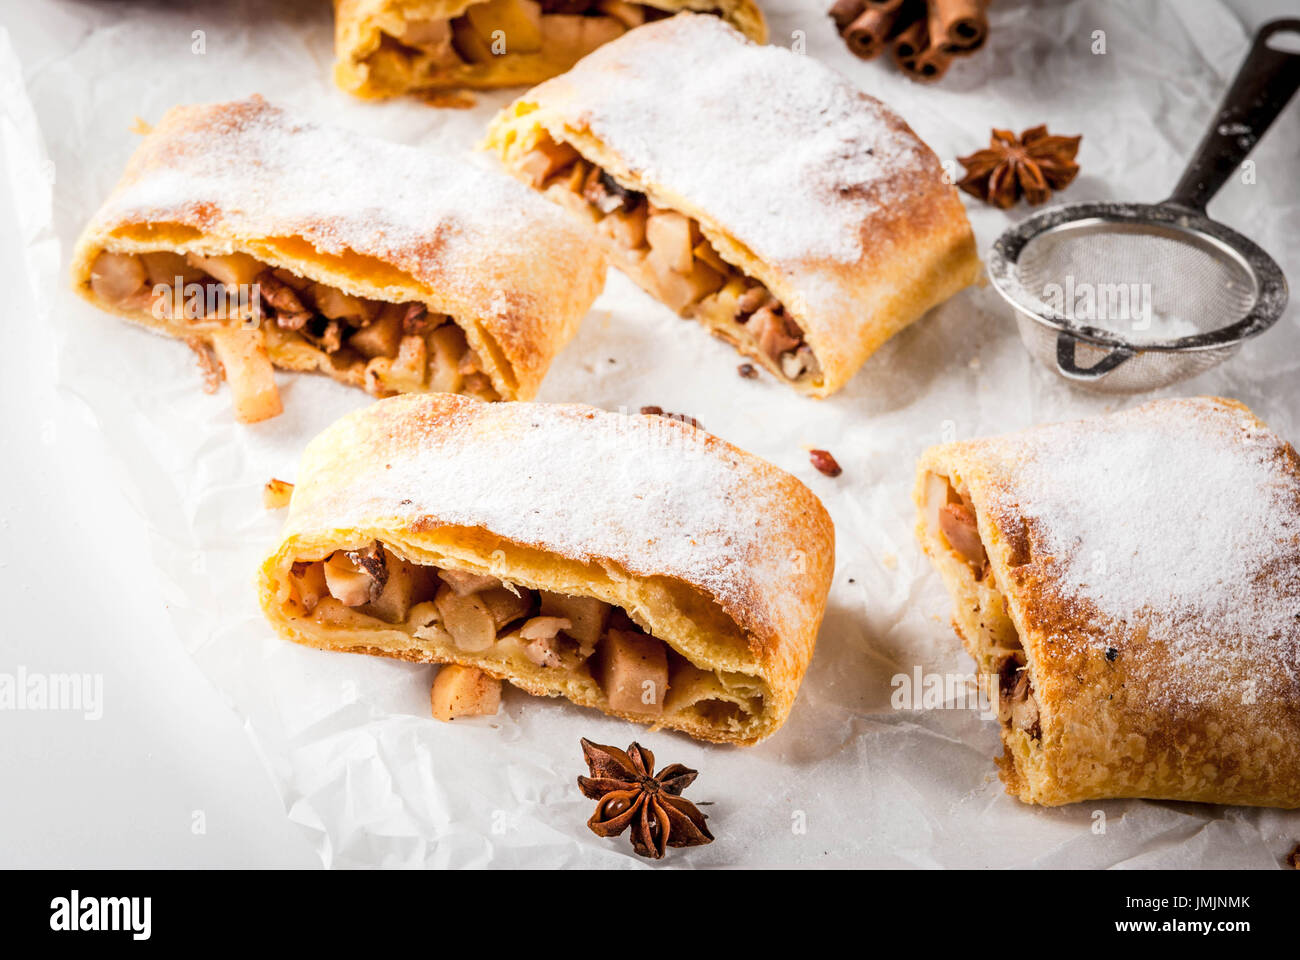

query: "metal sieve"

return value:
[988, 19, 1300, 393]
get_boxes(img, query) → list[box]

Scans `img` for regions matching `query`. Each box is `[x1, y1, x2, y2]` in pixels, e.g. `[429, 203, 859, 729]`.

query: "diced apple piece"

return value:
[596, 628, 668, 714]
[263, 477, 293, 509]
[186, 252, 263, 287]
[452, 15, 497, 63]
[323, 551, 378, 607]
[348, 308, 402, 360]
[209, 328, 282, 423]
[363, 552, 415, 623]
[435, 583, 497, 652]
[646, 211, 695, 274]
[518, 139, 581, 188]
[939, 502, 986, 569]
[466, 0, 542, 54]
[653, 259, 725, 313]
[312, 284, 375, 323]
[693, 240, 731, 275]
[402, 17, 451, 48]
[427, 323, 467, 394]
[90, 251, 147, 304]
[597, 203, 648, 250]
[481, 585, 532, 629]
[141, 251, 205, 287]
[289, 561, 328, 613]
[431, 665, 502, 721]
[438, 568, 500, 596]
[407, 601, 452, 644]
[597, 0, 644, 29]
[389, 334, 428, 388]
[539, 591, 610, 651]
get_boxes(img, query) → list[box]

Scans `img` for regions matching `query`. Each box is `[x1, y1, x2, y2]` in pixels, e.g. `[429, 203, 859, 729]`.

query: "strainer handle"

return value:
[1055, 333, 1135, 382]
[1167, 19, 1300, 211]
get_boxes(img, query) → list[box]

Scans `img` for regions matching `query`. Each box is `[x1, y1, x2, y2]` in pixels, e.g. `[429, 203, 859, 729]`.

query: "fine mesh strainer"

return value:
[989, 19, 1300, 393]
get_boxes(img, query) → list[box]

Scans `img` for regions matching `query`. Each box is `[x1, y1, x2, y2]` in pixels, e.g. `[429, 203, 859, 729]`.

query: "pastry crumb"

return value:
[881, 553, 898, 570]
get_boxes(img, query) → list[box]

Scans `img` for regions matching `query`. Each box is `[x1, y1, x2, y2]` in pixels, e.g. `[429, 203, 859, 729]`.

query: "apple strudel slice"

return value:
[486, 13, 979, 397]
[333, 0, 767, 100]
[259, 393, 835, 744]
[915, 397, 1300, 808]
[70, 96, 605, 423]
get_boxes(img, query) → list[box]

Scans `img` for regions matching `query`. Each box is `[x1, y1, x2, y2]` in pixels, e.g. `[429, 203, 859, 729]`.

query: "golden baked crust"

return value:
[486, 13, 978, 397]
[334, 1, 768, 99]
[70, 95, 605, 406]
[259, 394, 835, 744]
[915, 396, 1300, 808]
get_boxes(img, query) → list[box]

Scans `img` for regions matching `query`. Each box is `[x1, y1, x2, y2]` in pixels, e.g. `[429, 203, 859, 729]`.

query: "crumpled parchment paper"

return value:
[3, 0, 1298, 867]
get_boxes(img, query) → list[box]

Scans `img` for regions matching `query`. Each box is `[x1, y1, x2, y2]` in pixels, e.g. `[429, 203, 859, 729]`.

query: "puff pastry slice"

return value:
[486, 13, 979, 396]
[259, 393, 835, 744]
[915, 397, 1300, 808]
[70, 96, 605, 421]
[333, 0, 767, 99]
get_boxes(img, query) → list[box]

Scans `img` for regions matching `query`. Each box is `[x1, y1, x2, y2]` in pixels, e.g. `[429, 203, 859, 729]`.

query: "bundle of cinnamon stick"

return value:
[829, 0, 990, 83]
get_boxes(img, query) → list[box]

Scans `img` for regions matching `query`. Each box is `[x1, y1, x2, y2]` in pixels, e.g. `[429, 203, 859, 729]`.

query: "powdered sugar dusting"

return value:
[96, 96, 585, 319]
[982, 398, 1300, 705]
[294, 397, 831, 643]
[540, 14, 932, 269]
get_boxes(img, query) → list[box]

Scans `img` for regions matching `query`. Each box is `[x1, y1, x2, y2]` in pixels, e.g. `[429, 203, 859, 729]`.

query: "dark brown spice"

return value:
[577, 739, 713, 860]
[809, 449, 842, 477]
[957, 126, 1082, 209]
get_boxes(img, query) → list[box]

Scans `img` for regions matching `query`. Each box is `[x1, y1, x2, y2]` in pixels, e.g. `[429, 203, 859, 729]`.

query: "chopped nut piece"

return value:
[186, 337, 224, 393]
[257, 271, 312, 330]
[435, 583, 497, 652]
[209, 328, 282, 423]
[735, 286, 770, 320]
[89, 251, 147, 304]
[751, 306, 801, 360]
[430, 665, 502, 721]
[438, 568, 500, 597]
[263, 478, 294, 509]
[402, 302, 432, 334]
[737, 363, 758, 379]
[596, 628, 668, 715]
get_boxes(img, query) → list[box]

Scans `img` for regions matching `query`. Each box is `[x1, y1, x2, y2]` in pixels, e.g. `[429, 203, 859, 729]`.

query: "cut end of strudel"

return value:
[486, 13, 979, 397]
[333, 0, 767, 99]
[259, 394, 835, 744]
[915, 397, 1300, 808]
[70, 95, 605, 422]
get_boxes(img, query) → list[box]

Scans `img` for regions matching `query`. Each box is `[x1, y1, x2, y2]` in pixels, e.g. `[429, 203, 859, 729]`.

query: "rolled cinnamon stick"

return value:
[828, 0, 867, 32]
[844, 5, 903, 59]
[892, 19, 953, 82]
[928, 0, 988, 53]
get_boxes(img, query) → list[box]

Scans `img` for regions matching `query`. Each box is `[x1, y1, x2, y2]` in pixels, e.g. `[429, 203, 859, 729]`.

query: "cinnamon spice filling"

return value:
[517, 132, 822, 385]
[287, 541, 766, 729]
[925, 472, 1040, 742]
[364, 2, 687, 92]
[87, 249, 499, 401]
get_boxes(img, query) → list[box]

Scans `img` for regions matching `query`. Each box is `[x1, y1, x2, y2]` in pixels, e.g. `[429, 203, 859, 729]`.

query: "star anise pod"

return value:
[957, 125, 1082, 209]
[576, 738, 714, 859]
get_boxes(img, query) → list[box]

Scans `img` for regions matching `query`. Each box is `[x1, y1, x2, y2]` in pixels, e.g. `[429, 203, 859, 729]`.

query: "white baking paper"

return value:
[3, 0, 1298, 867]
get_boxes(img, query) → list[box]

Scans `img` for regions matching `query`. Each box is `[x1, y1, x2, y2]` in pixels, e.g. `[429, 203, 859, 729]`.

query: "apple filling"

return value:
[86, 248, 498, 419]
[287, 541, 767, 728]
[924, 472, 1040, 741]
[363, 1, 678, 93]
[514, 133, 821, 385]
